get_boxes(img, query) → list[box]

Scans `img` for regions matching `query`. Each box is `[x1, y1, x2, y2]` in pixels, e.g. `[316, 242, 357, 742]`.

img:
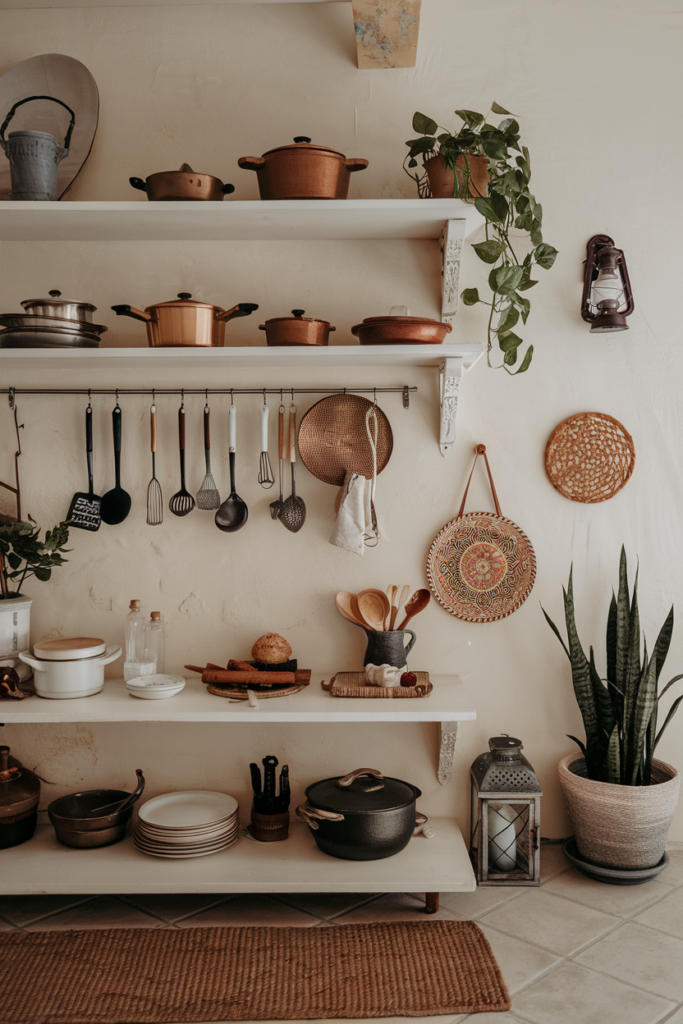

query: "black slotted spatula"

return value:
[67, 404, 101, 532]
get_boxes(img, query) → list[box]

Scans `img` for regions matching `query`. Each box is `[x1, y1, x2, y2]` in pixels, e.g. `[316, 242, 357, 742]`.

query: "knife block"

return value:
[248, 809, 290, 842]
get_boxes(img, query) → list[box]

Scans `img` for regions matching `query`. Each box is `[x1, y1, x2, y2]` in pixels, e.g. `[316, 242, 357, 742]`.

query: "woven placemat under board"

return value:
[208, 682, 305, 699]
[545, 411, 635, 503]
[0, 921, 510, 1023]
[323, 671, 432, 697]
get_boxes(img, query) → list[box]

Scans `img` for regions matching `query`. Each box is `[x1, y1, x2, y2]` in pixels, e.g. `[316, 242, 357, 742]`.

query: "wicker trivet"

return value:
[208, 682, 305, 700]
[322, 671, 432, 697]
[545, 411, 635, 503]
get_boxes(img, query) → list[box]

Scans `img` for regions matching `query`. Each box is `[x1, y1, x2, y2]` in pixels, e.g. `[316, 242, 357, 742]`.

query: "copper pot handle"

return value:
[221, 182, 236, 195]
[214, 302, 259, 323]
[296, 800, 345, 830]
[129, 177, 148, 192]
[345, 159, 369, 172]
[238, 156, 266, 171]
[111, 305, 151, 322]
[336, 768, 384, 790]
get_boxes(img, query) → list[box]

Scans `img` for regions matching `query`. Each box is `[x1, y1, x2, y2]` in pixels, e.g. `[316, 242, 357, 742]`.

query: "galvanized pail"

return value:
[0, 95, 75, 201]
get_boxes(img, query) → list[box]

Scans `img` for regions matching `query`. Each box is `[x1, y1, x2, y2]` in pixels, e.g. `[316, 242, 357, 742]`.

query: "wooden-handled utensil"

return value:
[196, 403, 221, 510]
[269, 403, 286, 520]
[335, 591, 366, 628]
[385, 585, 397, 629]
[357, 589, 391, 632]
[279, 404, 306, 533]
[398, 588, 431, 630]
[390, 584, 410, 630]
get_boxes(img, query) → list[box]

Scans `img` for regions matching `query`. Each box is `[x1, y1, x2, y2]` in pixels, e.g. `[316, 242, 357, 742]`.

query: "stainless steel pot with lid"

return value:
[21, 289, 96, 322]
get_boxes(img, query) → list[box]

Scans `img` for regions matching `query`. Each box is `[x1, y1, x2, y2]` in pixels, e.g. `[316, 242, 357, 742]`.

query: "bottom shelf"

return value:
[5, 820, 475, 895]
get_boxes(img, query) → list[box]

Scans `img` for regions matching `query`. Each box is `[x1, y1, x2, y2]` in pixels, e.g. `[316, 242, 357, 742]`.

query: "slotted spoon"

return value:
[169, 404, 195, 517]
[269, 404, 286, 520]
[146, 403, 163, 526]
[196, 403, 220, 510]
[280, 404, 306, 533]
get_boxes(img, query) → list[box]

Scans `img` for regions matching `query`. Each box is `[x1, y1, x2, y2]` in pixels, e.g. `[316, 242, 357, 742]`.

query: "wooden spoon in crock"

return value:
[357, 589, 391, 632]
[398, 589, 431, 630]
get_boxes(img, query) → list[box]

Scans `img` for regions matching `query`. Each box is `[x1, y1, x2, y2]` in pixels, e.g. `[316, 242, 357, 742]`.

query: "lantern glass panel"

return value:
[487, 800, 532, 876]
[592, 264, 627, 313]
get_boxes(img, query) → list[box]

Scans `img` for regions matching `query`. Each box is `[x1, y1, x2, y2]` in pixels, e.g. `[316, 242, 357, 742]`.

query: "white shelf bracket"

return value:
[440, 218, 466, 324]
[438, 721, 458, 785]
[439, 356, 463, 456]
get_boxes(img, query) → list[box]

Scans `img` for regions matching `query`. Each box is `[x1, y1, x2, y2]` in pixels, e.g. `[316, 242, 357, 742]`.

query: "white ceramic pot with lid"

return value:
[33, 637, 106, 661]
[19, 643, 121, 698]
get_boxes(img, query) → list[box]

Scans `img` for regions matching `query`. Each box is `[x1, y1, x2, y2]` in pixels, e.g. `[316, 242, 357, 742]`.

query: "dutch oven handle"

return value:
[0, 95, 76, 151]
[237, 157, 266, 171]
[345, 158, 369, 172]
[336, 768, 384, 791]
[129, 177, 148, 192]
[221, 182, 236, 194]
[296, 800, 344, 831]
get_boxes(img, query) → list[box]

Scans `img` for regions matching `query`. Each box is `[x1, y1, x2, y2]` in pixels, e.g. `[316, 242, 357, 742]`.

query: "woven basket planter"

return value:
[558, 751, 680, 870]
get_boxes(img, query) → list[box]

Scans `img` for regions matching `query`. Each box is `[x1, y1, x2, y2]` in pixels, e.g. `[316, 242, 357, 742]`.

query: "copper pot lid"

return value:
[359, 315, 446, 324]
[33, 637, 106, 661]
[262, 137, 346, 158]
[264, 309, 331, 326]
[145, 293, 224, 312]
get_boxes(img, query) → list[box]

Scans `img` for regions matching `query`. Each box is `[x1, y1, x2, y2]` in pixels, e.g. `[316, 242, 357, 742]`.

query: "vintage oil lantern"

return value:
[470, 735, 542, 886]
[581, 234, 634, 332]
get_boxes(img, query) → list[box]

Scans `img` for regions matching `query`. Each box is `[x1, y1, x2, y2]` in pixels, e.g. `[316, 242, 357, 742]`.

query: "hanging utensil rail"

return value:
[2, 386, 415, 404]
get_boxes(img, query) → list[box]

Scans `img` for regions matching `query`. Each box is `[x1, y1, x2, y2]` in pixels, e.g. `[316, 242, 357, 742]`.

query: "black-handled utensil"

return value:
[100, 404, 132, 525]
[67, 403, 102, 531]
[215, 403, 248, 532]
[169, 404, 195, 517]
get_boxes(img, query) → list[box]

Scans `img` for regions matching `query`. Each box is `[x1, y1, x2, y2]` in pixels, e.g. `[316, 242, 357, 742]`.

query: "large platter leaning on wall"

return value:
[545, 411, 635, 503]
[426, 445, 537, 624]
[0, 53, 99, 201]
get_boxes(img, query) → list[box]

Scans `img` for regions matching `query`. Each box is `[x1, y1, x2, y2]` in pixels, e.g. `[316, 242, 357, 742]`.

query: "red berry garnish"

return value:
[401, 672, 417, 687]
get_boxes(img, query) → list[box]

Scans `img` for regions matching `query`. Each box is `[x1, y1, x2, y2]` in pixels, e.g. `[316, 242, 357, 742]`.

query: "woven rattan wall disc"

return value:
[298, 394, 393, 486]
[545, 412, 635, 503]
[426, 513, 537, 623]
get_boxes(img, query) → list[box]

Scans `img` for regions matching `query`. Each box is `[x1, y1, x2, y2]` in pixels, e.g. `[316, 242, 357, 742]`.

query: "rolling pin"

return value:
[201, 669, 311, 685]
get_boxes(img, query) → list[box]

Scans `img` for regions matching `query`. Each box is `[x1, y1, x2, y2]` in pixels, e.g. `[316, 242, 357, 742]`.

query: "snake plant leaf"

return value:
[630, 653, 658, 785]
[562, 571, 603, 776]
[589, 646, 615, 744]
[541, 605, 570, 659]
[653, 607, 674, 681]
[655, 694, 683, 749]
[658, 672, 683, 700]
[567, 735, 587, 759]
[606, 724, 621, 785]
[615, 548, 630, 695]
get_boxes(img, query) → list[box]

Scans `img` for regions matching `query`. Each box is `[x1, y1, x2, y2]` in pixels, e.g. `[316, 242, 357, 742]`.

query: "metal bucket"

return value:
[0, 95, 75, 201]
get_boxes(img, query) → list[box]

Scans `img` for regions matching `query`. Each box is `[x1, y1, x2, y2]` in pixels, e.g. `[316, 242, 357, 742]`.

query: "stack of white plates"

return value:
[134, 791, 239, 859]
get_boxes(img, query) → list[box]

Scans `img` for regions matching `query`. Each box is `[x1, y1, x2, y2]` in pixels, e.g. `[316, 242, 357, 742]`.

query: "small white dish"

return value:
[126, 674, 185, 700]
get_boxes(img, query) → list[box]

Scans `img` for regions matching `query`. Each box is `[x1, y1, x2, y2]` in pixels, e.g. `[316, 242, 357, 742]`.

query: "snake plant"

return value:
[543, 548, 683, 786]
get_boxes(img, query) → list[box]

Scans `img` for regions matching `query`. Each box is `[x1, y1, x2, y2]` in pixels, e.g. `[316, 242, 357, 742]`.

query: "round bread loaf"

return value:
[251, 633, 292, 665]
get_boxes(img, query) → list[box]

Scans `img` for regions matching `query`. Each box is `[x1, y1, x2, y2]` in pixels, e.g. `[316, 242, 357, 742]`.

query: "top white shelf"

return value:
[0, 199, 483, 243]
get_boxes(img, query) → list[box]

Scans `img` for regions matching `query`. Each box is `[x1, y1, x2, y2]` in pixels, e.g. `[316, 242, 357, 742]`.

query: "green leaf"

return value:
[535, 243, 558, 270]
[530, 224, 543, 247]
[6, 553, 21, 570]
[497, 305, 519, 332]
[512, 345, 533, 373]
[472, 240, 503, 264]
[517, 277, 538, 291]
[655, 694, 683, 749]
[631, 654, 658, 785]
[412, 112, 438, 135]
[455, 109, 485, 128]
[503, 347, 518, 366]
[499, 331, 523, 353]
[406, 136, 436, 157]
[491, 101, 512, 115]
[494, 266, 524, 294]
[653, 608, 674, 682]
[475, 193, 508, 224]
[461, 288, 480, 306]
[33, 567, 52, 582]
[606, 724, 621, 784]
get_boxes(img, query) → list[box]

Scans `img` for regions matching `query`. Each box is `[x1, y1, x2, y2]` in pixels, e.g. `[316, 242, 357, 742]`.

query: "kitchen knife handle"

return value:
[150, 404, 157, 453]
[249, 762, 262, 797]
[112, 406, 122, 453]
[204, 405, 210, 450]
[278, 405, 285, 460]
[178, 406, 185, 450]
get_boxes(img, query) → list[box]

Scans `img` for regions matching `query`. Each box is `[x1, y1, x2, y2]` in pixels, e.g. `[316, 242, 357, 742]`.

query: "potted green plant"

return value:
[404, 103, 558, 374]
[543, 548, 682, 873]
[0, 520, 70, 660]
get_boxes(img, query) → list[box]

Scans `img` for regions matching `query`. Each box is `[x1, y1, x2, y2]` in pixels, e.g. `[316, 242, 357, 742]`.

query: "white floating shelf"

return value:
[0, 0, 340, 6]
[0, 343, 483, 372]
[4, 820, 476, 895]
[0, 199, 483, 242]
[0, 675, 475, 724]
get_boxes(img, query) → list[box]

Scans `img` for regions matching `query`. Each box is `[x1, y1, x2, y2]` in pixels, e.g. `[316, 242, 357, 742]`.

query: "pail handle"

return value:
[0, 96, 76, 151]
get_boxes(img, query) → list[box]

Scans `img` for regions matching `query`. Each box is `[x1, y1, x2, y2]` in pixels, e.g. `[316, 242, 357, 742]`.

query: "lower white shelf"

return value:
[5, 820, 475, 895]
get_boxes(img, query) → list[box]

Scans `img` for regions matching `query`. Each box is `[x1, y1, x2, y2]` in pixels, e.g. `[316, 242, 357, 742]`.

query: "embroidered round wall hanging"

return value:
[545, 412, 635, 503]
[426, 444, 536, 623]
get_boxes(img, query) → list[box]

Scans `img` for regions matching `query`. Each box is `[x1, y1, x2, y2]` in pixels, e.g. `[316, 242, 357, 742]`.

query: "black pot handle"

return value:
[296, 801, 344, 831]
[129, 177, 148, 192]
[336, 768, 384, 791]
[221, 182, 235, 195]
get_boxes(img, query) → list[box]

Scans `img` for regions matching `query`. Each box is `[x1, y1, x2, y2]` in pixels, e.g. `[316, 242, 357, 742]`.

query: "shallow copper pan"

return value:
[129, 164, 235, 202]
[298, 394, 393, 486]
[352, 315, 452, 345]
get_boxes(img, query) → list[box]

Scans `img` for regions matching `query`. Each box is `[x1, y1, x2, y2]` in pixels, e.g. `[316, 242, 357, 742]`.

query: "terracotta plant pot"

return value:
[558, 751, 680, 870]
[424, 154, 489, 201]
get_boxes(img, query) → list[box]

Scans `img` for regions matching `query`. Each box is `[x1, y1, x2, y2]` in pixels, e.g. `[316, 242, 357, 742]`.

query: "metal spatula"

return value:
[196, 403, 220, 509]
[67, 403, 101, 532]
[146, 403, 163, 526]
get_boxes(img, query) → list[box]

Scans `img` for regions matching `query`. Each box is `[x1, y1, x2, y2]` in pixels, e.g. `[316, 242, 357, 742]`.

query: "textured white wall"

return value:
[1, 0, 681, 840]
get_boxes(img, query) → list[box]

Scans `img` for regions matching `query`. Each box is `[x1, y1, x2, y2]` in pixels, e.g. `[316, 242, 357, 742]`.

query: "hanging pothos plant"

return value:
[405, 103, 558, 373]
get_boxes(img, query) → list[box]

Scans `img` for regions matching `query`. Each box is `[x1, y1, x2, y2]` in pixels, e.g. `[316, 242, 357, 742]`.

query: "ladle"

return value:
[89, 769, 145, 817]
[398, 589, 431, 630]
[357, 589, 391, 632]
[215, 403, 249, 533]
[100, 405, 132, 525]
[335, 591, 366, 628]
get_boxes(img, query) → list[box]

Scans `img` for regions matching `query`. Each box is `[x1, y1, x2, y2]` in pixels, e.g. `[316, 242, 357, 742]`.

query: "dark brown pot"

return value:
[424, 154, 489, 200]
[238, 137, 368, 200]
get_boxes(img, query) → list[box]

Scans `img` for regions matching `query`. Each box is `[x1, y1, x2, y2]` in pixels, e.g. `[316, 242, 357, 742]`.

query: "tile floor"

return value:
[1, 844, 683, 1024]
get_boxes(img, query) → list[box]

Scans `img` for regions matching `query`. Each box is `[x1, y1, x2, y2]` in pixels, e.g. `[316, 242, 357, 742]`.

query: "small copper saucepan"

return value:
[259, 309, 335, 347]
[112, 293, 258, 347]
[129, 164, 235, 202]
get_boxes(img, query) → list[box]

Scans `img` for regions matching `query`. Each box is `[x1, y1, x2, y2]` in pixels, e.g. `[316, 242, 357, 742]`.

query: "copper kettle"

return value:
[0, 744, 40, 849]
[112, 293, 258, 348]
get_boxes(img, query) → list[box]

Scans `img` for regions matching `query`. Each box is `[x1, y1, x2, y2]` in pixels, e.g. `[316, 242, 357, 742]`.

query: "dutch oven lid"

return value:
[265, 309, 331, 325]
[146, 292, 223, 311]
[22, 290, 96, 313]
[33, 637, 106, 661]
[0, 745, 40, 816]
[360, 315, 445, 325]
[262, 136, 345, 158]
[305, 768, 418, 813]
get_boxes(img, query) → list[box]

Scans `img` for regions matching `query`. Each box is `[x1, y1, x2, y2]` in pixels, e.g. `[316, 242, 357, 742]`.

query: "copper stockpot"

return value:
[352, 313, 452, 346]
[111, 293, 258, 347]
[238, 137, 368, 200]
[129, 164, 235, 202]
[259, 309, 335, 347]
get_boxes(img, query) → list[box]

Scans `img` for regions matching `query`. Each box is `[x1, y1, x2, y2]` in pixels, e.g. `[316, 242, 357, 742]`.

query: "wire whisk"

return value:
[258, 399, 275, 489]
[146, 403, 163, 526]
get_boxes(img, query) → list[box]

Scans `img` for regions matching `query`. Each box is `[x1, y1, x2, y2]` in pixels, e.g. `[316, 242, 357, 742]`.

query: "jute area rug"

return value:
[0, 921, 510, 1024]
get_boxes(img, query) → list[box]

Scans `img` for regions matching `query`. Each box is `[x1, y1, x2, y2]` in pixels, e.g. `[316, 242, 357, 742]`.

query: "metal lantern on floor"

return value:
[581, 234, 634, 332]
[470, 736, 542, 886]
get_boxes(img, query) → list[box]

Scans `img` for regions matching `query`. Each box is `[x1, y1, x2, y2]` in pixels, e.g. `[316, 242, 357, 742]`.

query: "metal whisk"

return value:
[258, 398, 275, 489]
[196, 403, 221, 509]
[146, 403, 163, 526]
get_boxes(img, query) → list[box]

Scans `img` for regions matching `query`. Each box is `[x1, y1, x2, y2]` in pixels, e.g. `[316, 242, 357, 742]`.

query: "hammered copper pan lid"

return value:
[298, 394, 393, 486]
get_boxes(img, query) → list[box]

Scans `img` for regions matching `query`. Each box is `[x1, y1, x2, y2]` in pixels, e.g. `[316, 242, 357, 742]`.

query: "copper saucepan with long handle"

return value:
[111, 293, 258, 347]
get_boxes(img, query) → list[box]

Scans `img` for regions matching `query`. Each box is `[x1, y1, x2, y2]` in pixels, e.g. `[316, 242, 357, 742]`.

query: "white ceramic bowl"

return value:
[125, 674, 185, 699]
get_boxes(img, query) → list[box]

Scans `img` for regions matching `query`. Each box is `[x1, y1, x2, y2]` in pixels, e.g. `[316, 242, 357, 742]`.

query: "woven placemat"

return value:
[0, 921, 510, 1023]
[545, 411, 635, 503]
[207, 682, 305, 699]
[323, 671, 432, 697]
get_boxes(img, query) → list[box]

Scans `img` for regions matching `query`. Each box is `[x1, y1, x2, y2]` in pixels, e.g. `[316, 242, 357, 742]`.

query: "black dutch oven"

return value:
[296, 767, 424, 861]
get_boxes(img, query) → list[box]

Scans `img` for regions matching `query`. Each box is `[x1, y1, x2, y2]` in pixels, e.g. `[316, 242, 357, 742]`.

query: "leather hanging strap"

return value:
[457, 444, 503, 518]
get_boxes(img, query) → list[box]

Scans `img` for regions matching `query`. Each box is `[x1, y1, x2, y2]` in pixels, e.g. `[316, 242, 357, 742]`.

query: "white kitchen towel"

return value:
[329, 471, 366, 555]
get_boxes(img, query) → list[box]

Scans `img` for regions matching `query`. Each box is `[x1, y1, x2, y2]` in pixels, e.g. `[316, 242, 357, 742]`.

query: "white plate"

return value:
[137, 810, 238, 835]
[138, 791, 239, 829]
[126, 674, 185, 689]
[134, 834, 238, 859]
[126, 682, 185, 700]
[137, 822, 239, 845]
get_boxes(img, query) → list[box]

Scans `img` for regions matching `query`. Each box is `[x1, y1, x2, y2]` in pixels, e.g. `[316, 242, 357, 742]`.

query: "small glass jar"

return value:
[144, 612, 165, 675]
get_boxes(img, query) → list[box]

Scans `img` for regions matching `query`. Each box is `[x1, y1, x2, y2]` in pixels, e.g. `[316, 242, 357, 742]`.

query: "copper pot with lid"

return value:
[352, 306, 452, 345]
[238, 137, 368, 200]
[129, 163, 235, 202]
[259, 309, 335, 347]
[0, 744, 40, 849]
[111, 293, 259, 347]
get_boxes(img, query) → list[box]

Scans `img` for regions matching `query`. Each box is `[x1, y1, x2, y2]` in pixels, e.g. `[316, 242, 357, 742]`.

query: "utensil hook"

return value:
[181, 388, 185, 410]
[86, 388, 91, 413]
[115, 388, 120, 410]
[205, 388, 209, 413]
[151, 387, 156, 413]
